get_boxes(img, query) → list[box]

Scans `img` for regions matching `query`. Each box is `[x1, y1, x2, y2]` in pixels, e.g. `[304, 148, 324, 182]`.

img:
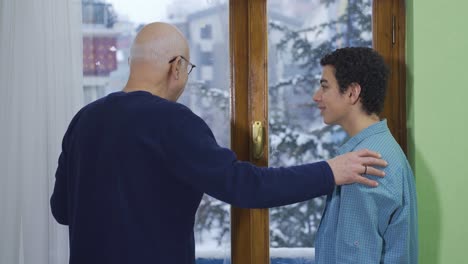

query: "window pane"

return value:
[267, 0, 372, 260]
[81, 0, 230, 262]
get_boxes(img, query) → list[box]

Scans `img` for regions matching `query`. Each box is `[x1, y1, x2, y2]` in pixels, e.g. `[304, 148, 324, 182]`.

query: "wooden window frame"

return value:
[373, 0, 407, 153]
[229, 1, 406, 263]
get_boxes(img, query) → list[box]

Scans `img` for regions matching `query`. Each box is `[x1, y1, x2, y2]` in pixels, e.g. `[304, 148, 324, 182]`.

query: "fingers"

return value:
[356, 148, 382, 158]
[356, 149, 387, 178]
[362, 156, 388, 167]
[354, 175, 379, 187]
[365, 166, 385, 177]
[327, 150, 387, 187]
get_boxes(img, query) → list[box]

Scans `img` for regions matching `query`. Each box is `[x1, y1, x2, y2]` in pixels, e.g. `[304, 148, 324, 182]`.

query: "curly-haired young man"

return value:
[313, 47, 418, 263]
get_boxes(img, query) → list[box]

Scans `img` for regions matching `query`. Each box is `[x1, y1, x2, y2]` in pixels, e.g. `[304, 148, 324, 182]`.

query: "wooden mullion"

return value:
[230, 0, 269, 264]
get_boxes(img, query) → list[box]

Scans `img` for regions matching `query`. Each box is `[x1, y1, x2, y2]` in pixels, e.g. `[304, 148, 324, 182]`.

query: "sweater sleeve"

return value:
[50, 108, 84, 225]
[163, 107, 335, 208]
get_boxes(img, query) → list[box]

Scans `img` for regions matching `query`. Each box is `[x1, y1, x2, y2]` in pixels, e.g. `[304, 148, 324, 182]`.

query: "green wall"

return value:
[407, 0, 468, 263]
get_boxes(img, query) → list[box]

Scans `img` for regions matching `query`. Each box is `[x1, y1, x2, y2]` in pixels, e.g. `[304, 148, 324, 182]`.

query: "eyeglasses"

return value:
[168, 55, 196, 75]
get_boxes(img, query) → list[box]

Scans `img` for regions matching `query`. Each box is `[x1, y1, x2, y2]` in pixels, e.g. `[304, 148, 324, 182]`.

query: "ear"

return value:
[169, 56, 182, 80]
[347, 82, 362, 105]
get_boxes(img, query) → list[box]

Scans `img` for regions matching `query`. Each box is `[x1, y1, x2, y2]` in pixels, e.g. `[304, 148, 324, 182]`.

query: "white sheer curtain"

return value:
[0, 0, 83, 263]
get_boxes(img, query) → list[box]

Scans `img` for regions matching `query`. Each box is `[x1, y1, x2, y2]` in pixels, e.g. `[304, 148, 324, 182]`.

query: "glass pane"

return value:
[267, 0, 372, 261]
[81, 0, 231, 262]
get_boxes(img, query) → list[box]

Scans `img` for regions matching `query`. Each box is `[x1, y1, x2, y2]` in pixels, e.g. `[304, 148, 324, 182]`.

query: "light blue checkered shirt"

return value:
[315, 120, 418, 263]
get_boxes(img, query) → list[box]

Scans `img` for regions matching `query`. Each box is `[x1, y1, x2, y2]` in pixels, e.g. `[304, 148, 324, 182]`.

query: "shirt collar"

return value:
[337, 119, 389, 155]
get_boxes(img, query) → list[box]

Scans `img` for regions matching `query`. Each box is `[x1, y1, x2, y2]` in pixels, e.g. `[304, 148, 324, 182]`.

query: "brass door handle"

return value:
[252, 121, 264, 159]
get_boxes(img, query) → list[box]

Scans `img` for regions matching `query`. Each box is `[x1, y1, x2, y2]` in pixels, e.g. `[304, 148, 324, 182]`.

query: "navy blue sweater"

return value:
[50, 91, 334, 264]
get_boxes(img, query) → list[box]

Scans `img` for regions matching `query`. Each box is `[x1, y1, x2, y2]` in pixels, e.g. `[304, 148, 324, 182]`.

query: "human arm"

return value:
[50, 110, 83, 225]
[380, 166, 417, 263]
[50, 150, 69, 225]
[163, 107, 335, 208]
[332, 170, 402, 263]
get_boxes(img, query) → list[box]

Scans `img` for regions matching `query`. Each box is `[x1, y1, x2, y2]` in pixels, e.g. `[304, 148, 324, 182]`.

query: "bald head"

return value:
[130, 22, 189, 63]
[124, 22, 191, 101]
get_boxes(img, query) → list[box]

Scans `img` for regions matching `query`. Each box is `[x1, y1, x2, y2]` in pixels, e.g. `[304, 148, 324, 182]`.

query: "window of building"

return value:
[200, 24, 213, 39]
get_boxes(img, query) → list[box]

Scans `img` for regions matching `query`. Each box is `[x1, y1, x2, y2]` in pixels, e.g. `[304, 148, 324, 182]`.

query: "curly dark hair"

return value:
[320, 47, 389, 115]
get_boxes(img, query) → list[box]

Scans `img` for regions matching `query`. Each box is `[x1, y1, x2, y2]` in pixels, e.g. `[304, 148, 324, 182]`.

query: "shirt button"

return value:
[354, 241, 359, 247]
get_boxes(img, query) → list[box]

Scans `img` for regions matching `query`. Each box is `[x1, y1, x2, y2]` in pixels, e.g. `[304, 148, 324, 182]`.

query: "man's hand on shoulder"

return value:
[327, 149, 387, 187]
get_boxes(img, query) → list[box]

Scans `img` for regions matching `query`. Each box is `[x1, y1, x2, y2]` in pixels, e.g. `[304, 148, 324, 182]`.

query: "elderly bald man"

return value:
[50, 22, 387, 264]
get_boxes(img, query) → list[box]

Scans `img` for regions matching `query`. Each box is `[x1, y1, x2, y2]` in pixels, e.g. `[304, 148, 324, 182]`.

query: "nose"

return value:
[313, 88, 321, 103]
